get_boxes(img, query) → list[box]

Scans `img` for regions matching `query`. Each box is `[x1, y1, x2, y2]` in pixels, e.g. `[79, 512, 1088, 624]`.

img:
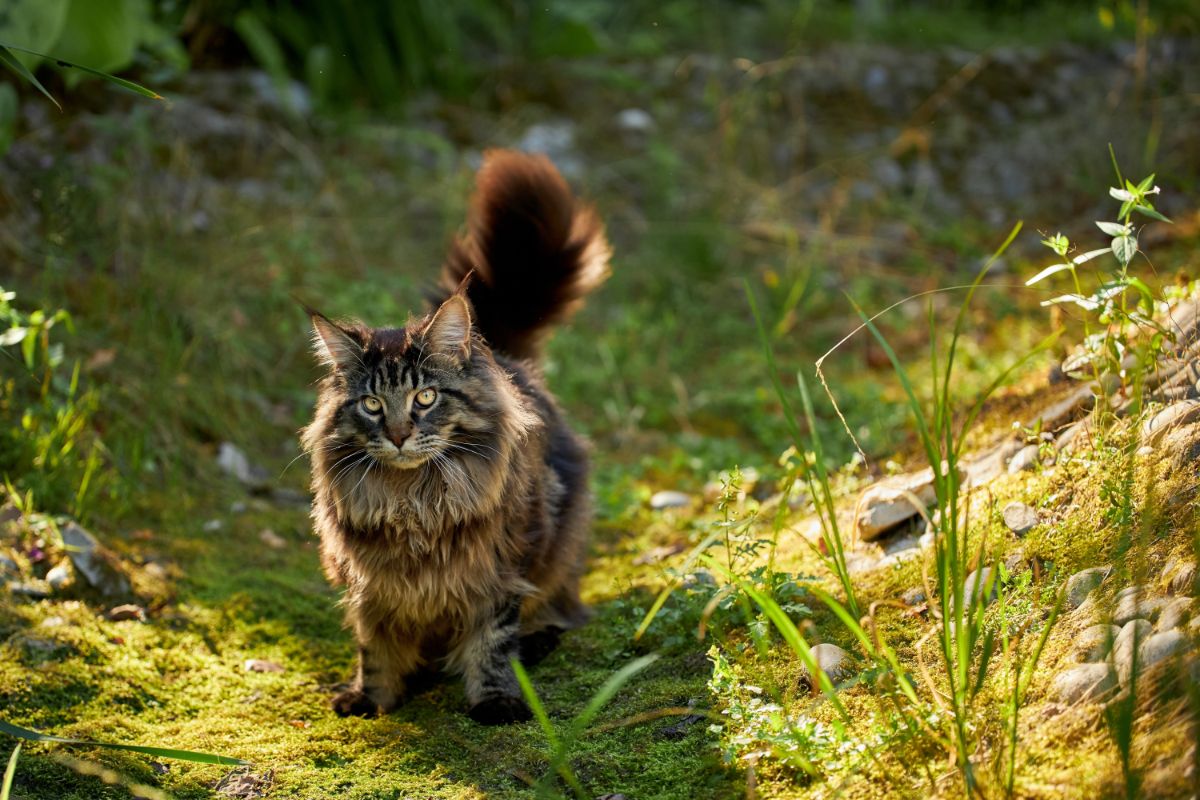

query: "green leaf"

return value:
[0, 720, 246, 765]
[1132, 204, 1172, 224]
[1025, 262, 1073, 286]
[1096, 221, 1129, 237]
[1, 742, 18, 800]
[1136, 173, 1156, 192]
[0, 44, 60, 109]
[1111, 235, 1137, 268]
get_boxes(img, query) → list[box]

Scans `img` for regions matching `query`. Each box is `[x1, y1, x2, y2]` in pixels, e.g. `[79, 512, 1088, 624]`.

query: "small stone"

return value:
[1065, 567, 1110, 609]
[649, 491, 691, 510]
[855, 467, 939, 541]
[902, 587, 926, 606]
[216, 442, 271, 491]
[1113, 590, 1164, 627]
[39, 616, 66, 628]
[1007, 444, 1042, 474]
[680, 570, 716, 590]
[798, 643, 857, 692]
[1052, 662, 1117, 704]
[8, 581, 49, 599]
[1157, 597, 1192, 632]
[1113, 619, 1153, 686]
[244, 658, 285, 673]
[203, 519, 223, 532]
[60, 522, 131, 597]
[1142, 400, 1200, 446]
[1161, 422, 1200, 464]
[46, 562, 72, 590]
[615, 108, 655, 133]
[1073, 624, 1119, 662]
[877, 548, 921, 571]
[106, 604, 146, 622]
[964, 567, 998, 611]
[258, 529, 287, 549]
[1165, 560, 1196, 596]
[1001, 502, 1039, 536]
[1139, 630, 1187, 672]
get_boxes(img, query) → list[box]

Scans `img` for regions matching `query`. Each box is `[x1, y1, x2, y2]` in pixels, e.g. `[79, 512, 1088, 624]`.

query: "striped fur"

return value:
[302, 151, 609, 724]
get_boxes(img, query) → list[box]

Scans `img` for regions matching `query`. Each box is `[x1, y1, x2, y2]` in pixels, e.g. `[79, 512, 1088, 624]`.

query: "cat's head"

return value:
[307, 294, 530, 474]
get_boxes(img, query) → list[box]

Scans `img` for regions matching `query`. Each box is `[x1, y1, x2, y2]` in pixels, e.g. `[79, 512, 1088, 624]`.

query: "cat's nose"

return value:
[386, 421, 413, 449]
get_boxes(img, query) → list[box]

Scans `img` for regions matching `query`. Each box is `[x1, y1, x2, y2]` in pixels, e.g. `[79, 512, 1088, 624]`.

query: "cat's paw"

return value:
[332, 689, 380, 718]
[468, 695, 533, 725]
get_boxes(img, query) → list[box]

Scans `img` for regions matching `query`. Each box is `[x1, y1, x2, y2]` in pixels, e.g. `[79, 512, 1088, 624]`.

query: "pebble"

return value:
[106, 604, 146, 622]
[1007, 444, 1042, 474]
[1156, 597, 1192, 632]
[8, 581, 49, 599]
[1113, 590, 1164, 627]
[1141, 400, 1200, 446]
[1065, 566, 1109, 609]
[259, 529, 287, 549]
[1113, 618, 1153, 686]
[1073, 624, 1119, 663]
[244, 659, 285, 673]
[964, 567, 997, 611]
[615, 108, 655, 133]
[1138, 630, 1187, 673]
[61, 522, 131, 597]
[1001, 502, 1039, 536]
[1165, 559, 1196, 596]
[46, 563, 72, 590]
[902, 587, 926, 606]
[1052, 662, 1117, 704]
[649, 491, 691, 510]
[855, 468, 938, 541]
[216, 442, 272, 491]
[798, 643, 857, 692]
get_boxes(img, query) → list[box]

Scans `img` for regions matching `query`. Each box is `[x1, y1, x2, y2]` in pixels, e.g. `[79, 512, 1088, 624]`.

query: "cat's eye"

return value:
[360, 396, 383, 414]
[414, 388, 437, 408]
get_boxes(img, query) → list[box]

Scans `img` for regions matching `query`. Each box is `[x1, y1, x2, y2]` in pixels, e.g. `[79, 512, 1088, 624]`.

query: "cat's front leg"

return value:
[453, 600, 533, 725]
[333, 632, 421, 718]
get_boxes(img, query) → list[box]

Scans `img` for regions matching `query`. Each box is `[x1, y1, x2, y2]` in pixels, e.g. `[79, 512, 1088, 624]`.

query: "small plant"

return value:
[1028, 153, 1174, 388]
[512, 654, 658, 799]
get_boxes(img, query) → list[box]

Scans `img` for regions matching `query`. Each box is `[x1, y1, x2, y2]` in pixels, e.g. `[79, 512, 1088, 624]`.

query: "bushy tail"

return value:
[435, 149, 611, 362]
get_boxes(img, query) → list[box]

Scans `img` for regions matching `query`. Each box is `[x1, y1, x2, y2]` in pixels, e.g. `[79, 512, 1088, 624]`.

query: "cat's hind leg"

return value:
[332, 631, 421, 717]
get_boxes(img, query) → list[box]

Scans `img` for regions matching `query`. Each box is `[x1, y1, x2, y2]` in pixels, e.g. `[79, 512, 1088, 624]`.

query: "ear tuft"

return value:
[424, 294, 473, 361]
[311, 313, 363, 371]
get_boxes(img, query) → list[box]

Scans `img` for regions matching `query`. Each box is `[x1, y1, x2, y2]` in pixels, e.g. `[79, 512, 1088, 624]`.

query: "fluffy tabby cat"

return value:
[302, 150, 610, 724]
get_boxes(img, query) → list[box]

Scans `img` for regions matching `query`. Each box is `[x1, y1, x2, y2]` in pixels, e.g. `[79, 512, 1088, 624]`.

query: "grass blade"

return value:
[0, 43, 163, 101]
[0, 46, 60, 110]
[0, 720, 246, 766]
[1, 742, 18, 800]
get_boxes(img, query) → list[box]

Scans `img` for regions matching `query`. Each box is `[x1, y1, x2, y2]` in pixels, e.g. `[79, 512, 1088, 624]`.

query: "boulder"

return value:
[1052, 663, 1117, 704]
[1065, 566, 1109, 610]
[1001, 502, 1039, 536]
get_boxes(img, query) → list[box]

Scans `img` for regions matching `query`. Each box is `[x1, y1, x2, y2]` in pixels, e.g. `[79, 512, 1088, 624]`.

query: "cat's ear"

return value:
[424, 294, 473, 362]
[310, 312, 363, 371]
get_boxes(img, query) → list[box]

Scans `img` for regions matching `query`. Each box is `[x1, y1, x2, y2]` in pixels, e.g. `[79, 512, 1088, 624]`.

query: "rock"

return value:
[1113, 619, 1153, 686]
[203, 519, 223, 532]
[1065, 566, 1109, 609]
[1142, 400, 1200, 446]
[8, 581, 48, 599]
[213, 766, 273, 798]
[649, 491, 692, 510]
[615, 108, 655, 133]
[680, 570, 716, 590]
[877, 548, 921, 571]
[1052, 662, 1117, 703]
[855, 467, 939, 541]
[902, 587, 926, 606]
[1113, 589, 1164, 626]
[258, 529, 287, 550]
[634, 543, 686, 566]
[515, 121, 581, 178]
[656, 712, 705, 740]
[269, 487, 310, 509]
[1161, 422, 1200, 464]
[1164, 559, 1196, 595]
[60, 522, 131, 597]
[243, 658, 285, 673]
[217, 442, 271, 491]
[1139, 630, 1187, 673]
[1157, 597, 1192, 632]
[46, 562, 72, 590]
[1073, 624, 1119, 662]
[1007, 444, 1043, 474]
[964, 567, 998, 611]
[106, 604, 146, 622]
[1002, 502, 1039, 536]
[798, 643, 857, 692]
[0, 555, 17, 576]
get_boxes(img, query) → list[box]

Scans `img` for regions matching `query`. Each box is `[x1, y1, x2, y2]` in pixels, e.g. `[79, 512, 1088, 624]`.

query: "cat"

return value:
[301, 150, 610, 724]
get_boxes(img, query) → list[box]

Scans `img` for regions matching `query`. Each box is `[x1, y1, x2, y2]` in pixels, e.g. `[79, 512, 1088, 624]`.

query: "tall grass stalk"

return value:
[1, 743, 18, 800]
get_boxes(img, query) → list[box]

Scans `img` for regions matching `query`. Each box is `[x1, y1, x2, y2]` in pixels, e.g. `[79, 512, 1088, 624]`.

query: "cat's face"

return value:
[310, 295, 503, 472]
